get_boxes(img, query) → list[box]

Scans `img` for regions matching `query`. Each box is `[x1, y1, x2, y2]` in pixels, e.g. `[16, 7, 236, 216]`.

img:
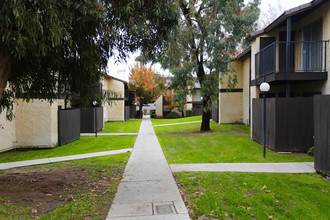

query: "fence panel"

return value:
[192, 107, 202, 116]
[314, 95, 330, 176]
[275, 97, 313, 152]
[58, 108, 80, 146]
[124, 106, 130, 121]
[252, 98, 313, 152]
[212, 102, 219, 123]
[252, 98, 276, 149]
[80, 107, 104, 133]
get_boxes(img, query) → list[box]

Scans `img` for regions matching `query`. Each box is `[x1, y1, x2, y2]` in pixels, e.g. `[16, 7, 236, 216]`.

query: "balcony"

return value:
[254, 41, 328, 85]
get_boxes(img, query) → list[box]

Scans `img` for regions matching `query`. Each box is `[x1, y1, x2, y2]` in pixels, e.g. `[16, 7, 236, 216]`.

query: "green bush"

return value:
[186, 110, 193, 117]
[307, 146, 314, 156]
[167, 112, 181, 119]
[150, 109, 156, 115]
[135, 110, 142, 118]
[151, 113, 157, 118]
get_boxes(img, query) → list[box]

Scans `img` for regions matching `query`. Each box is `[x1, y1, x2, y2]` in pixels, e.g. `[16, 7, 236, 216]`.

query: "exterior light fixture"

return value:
[93, 101, 98, 138]
[260, 82, 270, 158]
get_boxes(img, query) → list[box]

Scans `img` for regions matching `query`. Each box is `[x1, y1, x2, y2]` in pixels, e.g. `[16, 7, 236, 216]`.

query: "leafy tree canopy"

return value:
[128, 63, 166, 117]
[142, 0, 260, 131]
[0, 0, 179, 120]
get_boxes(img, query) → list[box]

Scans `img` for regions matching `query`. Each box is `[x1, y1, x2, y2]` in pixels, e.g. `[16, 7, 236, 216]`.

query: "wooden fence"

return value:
[192, 107, 202, 116]
[212, 102, 219, 123]
[80, 107, 104, 133]
[314, 95, 330, 176]
[252, 97, 314, 152]
[58, 108, 80, 146]
[124, 106, 136, 120]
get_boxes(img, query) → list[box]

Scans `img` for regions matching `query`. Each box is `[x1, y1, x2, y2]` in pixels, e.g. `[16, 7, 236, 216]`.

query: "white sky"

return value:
[106, 0, 312, 82]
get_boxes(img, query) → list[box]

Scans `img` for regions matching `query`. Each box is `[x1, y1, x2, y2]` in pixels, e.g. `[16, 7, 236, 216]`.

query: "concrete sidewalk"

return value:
[170, 162, 315, 173]
[0, 148, 132, 170]
[81, 133, 138, 136]
[153, 121, 202, 127]
[106, 117, 190, 219]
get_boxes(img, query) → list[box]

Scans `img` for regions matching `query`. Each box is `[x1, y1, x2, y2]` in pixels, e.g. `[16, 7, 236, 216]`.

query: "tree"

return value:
[258, 0, 283, 29]
[0, 0, 179, 120]
[164, 90, 179, 112]
[147, 0, 260, 131]
[128, 63, 166, 118]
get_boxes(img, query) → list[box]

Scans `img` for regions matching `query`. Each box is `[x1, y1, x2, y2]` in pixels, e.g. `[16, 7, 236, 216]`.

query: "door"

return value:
[303, 19, 323, 71]
[279, 31, 295, 72]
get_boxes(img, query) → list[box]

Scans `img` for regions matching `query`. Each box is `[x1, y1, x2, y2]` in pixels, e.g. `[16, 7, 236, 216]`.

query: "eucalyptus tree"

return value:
[0, 0, 179, 120]
[154, 0, 260, 131]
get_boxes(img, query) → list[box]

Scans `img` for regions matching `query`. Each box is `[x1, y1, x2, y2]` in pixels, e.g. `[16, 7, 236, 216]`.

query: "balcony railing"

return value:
[255, 41, 328, 79]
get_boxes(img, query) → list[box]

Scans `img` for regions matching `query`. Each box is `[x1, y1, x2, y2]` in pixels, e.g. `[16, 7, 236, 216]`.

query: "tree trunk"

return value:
[0, 51, 12, 101]
[200, 99, 211, 131]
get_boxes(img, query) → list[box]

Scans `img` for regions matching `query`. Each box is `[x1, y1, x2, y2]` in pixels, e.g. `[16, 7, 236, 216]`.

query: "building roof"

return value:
[233, 48, 251, 61]
[102, 72, 127, 84]
[247, 0, 326, 41]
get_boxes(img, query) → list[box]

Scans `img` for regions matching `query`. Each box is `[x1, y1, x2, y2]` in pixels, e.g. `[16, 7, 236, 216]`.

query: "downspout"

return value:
[249, 55, 251, 126]
[286, 17, 292, 98]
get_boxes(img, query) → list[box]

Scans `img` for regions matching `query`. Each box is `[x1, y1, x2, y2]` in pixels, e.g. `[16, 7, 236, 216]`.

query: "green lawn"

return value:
[100, 120, 142, 133]
[152, 116, 202, 126]
[0, 136, 136, 163]
[0, 153, 130, 219]
[154, 120, 313, 163]
[175, 172, 330, 220]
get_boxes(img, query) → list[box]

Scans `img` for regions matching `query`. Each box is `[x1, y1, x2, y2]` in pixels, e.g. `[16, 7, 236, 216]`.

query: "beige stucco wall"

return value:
[155, 95, 163, 117]
[15, 99, 59, 148]
[219, 92, 243, 124]
[186, 94, 193, 110]
[104, 101, 125, 121]
[0, 106, 16, 152]
[218, 56, 250, 124]
[102, 77, 125, 121]
[242, 56, 251, 125]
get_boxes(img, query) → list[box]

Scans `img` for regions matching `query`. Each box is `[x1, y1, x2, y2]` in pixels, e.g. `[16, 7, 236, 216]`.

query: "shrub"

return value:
[135, 110, 142, 118]
[150, 109, 156, 115]
[186, 110, 193, 117]
[167, 112, 181, 119]
[151, 113, 157, 118]
[307, 146, 314, 156]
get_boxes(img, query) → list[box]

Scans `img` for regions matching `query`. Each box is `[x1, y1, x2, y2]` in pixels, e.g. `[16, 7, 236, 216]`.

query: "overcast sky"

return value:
[106, 0, 312, 81]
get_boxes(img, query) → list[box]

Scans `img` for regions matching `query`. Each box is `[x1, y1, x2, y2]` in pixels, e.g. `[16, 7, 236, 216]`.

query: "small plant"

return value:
[307, 146, 314, 156]
[151, 113, 157, 118]
[143, 109, 147, 115]
[186, 110, 193, 117]
[166, 112, 180, 119]
[135, 110, 142, 119]
[150, 109, 156, 115]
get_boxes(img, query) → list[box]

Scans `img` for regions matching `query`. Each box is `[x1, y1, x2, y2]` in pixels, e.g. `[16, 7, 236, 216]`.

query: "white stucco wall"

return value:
[0, 105, 16, 152]
[15, 99, 59, 148]
[155, 95, 163, 117]
[102, 77, 125, 121]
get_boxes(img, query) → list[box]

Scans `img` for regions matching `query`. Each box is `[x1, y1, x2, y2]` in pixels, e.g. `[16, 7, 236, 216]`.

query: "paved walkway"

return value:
[170, 162, 315, 173]
[81, 133, 138, 136]
[153, 121, 202, 127]
[106, 117, 190, 219]
[0, 148, 132, 170]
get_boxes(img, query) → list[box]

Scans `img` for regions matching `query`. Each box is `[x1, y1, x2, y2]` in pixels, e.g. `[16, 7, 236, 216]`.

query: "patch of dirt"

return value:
[0, 168, 88, 215]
